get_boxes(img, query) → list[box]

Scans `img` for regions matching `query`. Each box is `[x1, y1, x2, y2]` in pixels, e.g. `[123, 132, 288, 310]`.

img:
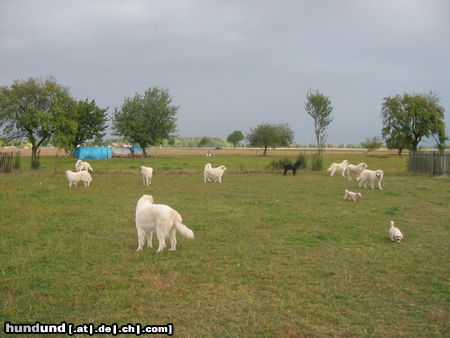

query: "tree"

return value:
[304, 89, 333, 152]
[227, 130, 244, 148]
[361, 136, 383, 153]
[71, 98, 108, 150]
[381, 92, 447, 152]
[0, 77, 76, 168]
[198, 136, 210, 147]
[247, 123, 294, 155]
[113, 87, 178, 157]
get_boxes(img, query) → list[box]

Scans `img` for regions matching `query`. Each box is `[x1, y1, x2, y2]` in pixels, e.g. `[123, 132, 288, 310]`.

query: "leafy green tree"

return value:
[227, 130, 245, 149]
[381, 92, 447, 152]
[113, 87, 178, 157]
[361, 136, 384, 153]
[0, 77, 76, 168]
[198, 136, 210, 147]
[247, 123, 294, 155]
[304, 89, 333, 152]
[71, 98, 109, 149]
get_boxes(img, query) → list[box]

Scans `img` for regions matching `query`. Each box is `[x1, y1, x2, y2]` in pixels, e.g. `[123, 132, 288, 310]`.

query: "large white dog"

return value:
[66, 170, 92, 187]
[346, 162, 368, 180]
[204, 163, 227, 183]
[75, 159, 93, 172]
[135, 195, 194, 253]
[357, 169, 384, 190]
[140, 166, 153, 186]
[327, 160, 348, 177]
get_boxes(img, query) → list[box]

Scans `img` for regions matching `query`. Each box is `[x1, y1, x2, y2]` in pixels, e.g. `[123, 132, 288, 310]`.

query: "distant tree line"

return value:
[0, 76, 447, 168]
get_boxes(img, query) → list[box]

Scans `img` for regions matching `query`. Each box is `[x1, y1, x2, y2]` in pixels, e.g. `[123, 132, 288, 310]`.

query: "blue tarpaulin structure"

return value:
[74, 147, 112, 159]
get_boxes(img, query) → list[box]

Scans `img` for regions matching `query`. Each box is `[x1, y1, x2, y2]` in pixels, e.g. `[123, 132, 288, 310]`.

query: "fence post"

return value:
[431, 151, 435, 175]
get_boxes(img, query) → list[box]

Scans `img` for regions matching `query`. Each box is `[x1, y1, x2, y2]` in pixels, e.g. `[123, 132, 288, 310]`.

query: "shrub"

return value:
[311, 153, 323, 171]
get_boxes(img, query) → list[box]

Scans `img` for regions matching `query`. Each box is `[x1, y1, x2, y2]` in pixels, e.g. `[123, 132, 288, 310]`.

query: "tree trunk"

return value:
[31, 146, 40, 169]
[263, 147, 268, 156]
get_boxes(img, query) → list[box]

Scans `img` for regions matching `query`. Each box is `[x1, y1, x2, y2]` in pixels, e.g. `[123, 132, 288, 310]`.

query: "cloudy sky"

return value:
[1, 0, 449, 145]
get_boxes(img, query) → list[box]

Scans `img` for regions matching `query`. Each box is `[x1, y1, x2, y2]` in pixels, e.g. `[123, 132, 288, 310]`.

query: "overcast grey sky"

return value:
[1, 0, 449, 145]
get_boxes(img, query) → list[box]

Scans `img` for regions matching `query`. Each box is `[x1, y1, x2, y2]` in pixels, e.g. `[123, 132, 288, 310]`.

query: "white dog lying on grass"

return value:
[66, 170, 92, 187]
[75, 159, 94, 172]
[135, 195, 194, 253]
[204, 163, 227, 183]
[344, 189, 362, 202]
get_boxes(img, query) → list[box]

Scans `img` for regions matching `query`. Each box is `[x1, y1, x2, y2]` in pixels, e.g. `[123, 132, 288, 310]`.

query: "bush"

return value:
[296, 153, 308, 169]
[13, 151, 20, 170]
[311, 153, 323, 171]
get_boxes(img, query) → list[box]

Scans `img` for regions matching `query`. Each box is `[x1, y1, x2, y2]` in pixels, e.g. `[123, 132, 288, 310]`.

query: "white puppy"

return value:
[327, 160, 348, 177]
[346, 162, 368, 180]
[66, 170, 92, 187]
[140, 166, 153, 186]
[389, 221, 403, 242]
[75, 159, 93, 172]
[135, 195, 194, 253]
[204, 163, 227, 183]
[357, 169, 384, 190]
[344, 189, 362, 202]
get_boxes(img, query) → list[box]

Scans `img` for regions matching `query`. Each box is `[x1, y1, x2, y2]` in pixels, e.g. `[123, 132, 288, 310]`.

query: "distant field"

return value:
[1, 152, 449, 336]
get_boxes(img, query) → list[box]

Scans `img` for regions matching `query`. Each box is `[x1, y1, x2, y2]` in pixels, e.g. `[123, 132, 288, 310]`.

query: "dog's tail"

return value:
[175, 220, 194, 239]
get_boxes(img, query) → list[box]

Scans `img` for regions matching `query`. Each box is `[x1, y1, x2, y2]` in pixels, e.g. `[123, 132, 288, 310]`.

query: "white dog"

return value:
[357, 169, 384, 190]
[389, 221, 403, 242]
[75, 159, 93, 172]
[140, 166, 153, 186]
[66, 170, 92, 187]
[344, 189, 362, 202]
[135, 195, 194, 253]
[346, 162, 368, 180]
[204, 163, 227, 183]
[327, 160, 348, 177]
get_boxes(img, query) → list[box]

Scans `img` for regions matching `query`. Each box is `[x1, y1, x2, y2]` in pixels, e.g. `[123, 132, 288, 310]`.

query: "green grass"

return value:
[1, 152, 449, 337]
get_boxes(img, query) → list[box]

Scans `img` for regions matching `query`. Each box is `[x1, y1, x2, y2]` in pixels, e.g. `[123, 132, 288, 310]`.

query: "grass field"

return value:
[1, 151, 449, 337]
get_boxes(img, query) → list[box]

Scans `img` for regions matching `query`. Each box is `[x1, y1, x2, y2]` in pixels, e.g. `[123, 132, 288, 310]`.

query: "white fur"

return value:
[135, 195, 194, 253]
[346, 162, 368, 180]
[204, 163, 227, 183]
[344, 189, 362, 202]
[66, 170, 92, 187]
[140, 166, 153, 186]
[357, 169, 384, 190]
[75, 159, 93, 172]
[389, 220, 403, 242]
[327, 160, 348, 177]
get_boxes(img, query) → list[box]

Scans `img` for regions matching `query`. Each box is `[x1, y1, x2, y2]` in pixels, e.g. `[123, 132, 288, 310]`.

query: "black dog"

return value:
[280, 160, 302, 175]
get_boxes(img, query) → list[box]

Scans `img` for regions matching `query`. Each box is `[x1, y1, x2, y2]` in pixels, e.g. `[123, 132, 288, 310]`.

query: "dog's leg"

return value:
[293, 169, 297, 175]
[168, 227, 177, 251]
[156, 224, 168, 253]
[136, 228, 146, 251]
[147, 230, 153, 248]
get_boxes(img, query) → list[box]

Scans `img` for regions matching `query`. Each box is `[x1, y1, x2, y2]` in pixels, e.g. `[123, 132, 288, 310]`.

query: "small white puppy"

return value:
[204, 163, 227, 183]
[140, 166, 153, 186]
[75, 159, 93, 172]
[66, 170, 92, 187]
[135, 195, 194, 253]
[344, 189, 362, 202]
[389, 220, 403, 242]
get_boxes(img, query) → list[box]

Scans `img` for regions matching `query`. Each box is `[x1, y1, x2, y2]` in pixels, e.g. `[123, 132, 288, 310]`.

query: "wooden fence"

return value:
[0, 152, 13, 173]
[408, 151, 449, 176]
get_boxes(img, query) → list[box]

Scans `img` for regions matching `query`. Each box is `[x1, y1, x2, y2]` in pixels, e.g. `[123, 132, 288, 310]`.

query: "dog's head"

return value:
[220, 165, 227, 171]
[356, 192, 362, 198]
